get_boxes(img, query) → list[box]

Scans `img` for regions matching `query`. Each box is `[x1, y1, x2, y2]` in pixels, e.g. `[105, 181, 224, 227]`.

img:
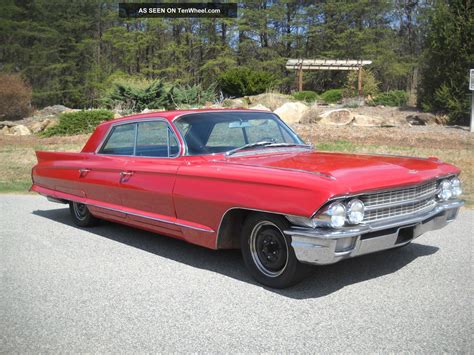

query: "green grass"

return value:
[0, 180, 32, 193]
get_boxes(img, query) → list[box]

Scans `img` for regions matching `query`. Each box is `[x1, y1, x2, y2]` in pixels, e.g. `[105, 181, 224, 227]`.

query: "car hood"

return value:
[222, 149, 459, 193]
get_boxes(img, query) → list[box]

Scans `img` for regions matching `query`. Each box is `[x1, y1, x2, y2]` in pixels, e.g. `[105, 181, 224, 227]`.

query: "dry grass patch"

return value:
[0, 135, 89, 193]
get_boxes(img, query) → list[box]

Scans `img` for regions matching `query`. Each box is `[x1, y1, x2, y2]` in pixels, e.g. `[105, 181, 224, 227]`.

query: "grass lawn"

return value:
[1, 125, 472, 207]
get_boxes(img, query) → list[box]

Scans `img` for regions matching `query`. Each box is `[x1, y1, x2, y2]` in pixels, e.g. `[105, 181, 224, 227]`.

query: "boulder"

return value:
[44, 119, 59, 130]
[0, 120, 16, 129]
[28, 119, 53, 133]
[352, 114, 384, 127]
[300, 103, 322, 124]
[35, 105, 70, 117]
[1, 126, 11, 135]
[223, 98, 248, 109]
[273, 102, 309, 124]
[247, 93, 293, 111]
[318, 109, 353, 126]
[11, 124, 31, 136]
[406, 112, 438, 126]
[249, 104, 271, 111]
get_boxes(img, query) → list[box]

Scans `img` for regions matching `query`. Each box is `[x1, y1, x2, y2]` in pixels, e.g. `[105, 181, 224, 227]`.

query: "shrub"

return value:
[218, 67, 278, 97]
[368, 90, 408, 107]
[42, 109, 114, 136]
[292, 90, 318, 103]
[168, 83, 216, 108]
[106, 80, 169, 112]
[343, 69, 380, 98]
[0, 73, 32, 120]
[320, 89, 343, 104]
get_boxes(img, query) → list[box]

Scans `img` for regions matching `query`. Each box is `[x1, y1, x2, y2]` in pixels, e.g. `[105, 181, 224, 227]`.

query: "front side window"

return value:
[174, 112, 304, 155]
[99, 120, 179, 157]
[136, 121, 179, 157]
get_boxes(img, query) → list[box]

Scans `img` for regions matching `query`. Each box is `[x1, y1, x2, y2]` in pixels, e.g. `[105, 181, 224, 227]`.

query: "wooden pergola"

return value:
[286, 59, 372, 96]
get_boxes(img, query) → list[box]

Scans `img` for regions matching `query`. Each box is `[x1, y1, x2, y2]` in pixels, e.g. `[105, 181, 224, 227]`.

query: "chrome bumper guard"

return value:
[285, 200, 463, 266]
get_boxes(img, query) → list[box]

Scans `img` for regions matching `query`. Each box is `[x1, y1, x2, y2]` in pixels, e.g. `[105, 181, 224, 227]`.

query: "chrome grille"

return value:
[360, 180, 439, 223]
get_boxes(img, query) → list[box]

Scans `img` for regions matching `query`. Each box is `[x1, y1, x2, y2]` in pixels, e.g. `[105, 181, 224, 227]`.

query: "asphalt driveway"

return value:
[1, 195, 472, 352]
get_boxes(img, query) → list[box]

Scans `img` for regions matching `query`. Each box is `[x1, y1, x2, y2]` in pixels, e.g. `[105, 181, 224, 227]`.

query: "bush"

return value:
[0, 73, 32, 120]
[292, 91, 318, 103]
[320, 89, 343, 104]
[218, 67, 278, 97]
[368, 90, 408, 107]
[343, 69, 380, 97]
[43, 109, 114, 136]
[106, 80, 169, 112]
[168, 83, 216, 108]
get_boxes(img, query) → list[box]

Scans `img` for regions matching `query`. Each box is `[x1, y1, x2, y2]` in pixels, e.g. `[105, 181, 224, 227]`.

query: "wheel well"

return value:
[216, 208, 287, 249]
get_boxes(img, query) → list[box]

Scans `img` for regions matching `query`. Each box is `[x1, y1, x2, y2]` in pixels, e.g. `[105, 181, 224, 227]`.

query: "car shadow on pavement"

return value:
[33, 207, 439, 300]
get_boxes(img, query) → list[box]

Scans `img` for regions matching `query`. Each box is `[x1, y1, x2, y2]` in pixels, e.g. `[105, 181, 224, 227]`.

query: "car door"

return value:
[118, 120, 183, 234]
[80, 122, 138, 220]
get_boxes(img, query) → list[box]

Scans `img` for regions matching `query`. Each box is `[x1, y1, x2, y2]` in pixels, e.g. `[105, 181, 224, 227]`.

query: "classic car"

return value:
[31, 109, 464, 288]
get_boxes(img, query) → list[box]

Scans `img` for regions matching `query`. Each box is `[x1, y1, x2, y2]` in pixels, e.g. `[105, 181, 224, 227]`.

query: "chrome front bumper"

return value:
[285, 200, 464, 266]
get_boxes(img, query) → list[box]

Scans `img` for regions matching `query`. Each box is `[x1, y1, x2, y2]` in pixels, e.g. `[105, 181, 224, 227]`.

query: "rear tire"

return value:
[240, 212, 311, 288]
[69, 201, 99, 227]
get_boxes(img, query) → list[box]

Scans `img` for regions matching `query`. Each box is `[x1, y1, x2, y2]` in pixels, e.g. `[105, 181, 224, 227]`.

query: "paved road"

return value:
[1, 195, 472, 353]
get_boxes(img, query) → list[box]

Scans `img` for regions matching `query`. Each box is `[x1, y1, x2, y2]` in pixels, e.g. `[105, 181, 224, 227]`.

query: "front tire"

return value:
[241, 213, 310, 288]
[69, 201, 99, 227]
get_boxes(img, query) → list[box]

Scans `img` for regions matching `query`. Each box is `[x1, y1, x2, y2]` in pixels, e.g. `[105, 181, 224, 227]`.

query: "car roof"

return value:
[99, 108, 274, 127]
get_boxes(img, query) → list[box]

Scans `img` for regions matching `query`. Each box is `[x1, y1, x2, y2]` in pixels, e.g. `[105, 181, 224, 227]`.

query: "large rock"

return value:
[44, 119, 59, 130]
[274, 102, 309, 124]
[28, 119, 53, 133]
[35, 105, 71, 118]
[0, 120, 16, 129]
[318, 109, 353, 126]
[247, 93, 293, 111]
[1, 126, 11, 135]
[406, 112, 438, 126]
[223, 98, 248, 109]
[300, 103, 322, 124]
[352, 114, 384, 127]
[249, 104, 271, 111]
[11, 124, 31, 136]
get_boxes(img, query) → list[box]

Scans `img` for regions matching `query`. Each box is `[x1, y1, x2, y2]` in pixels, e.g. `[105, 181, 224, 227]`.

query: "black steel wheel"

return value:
[241, 212, 311, 288]
[69, 201, 99, 227]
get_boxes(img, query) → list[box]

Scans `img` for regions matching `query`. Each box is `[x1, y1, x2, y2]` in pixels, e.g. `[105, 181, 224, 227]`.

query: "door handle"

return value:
[79, 168, 90, 177]
[119, 171, 134, 183]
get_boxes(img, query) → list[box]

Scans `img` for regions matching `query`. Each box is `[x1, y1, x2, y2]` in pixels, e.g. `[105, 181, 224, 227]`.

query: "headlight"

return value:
[450, 177, 462, 197]
[310, 201, 347, 228]
[437, 179, 452, 201]
[326, 202, 346, 228]
[346, 199, 365, 224]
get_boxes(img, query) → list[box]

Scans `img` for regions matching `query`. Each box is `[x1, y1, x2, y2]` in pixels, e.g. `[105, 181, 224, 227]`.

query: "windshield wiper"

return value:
[225, 141, 311, 156]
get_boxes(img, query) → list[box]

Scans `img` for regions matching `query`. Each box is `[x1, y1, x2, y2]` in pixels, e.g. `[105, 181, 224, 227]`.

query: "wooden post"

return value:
[298, 63, 303, 92]
[357, 66, 363, 97]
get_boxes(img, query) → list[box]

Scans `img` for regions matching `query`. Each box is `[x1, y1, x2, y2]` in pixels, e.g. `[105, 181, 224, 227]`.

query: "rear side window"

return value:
[99, 120, 180, 157]
[100, 123, 135, 155]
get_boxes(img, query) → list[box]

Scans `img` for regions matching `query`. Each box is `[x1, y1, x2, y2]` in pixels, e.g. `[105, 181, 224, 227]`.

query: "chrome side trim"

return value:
[40, 189, 214, 233]
[87, 203, 214, 233]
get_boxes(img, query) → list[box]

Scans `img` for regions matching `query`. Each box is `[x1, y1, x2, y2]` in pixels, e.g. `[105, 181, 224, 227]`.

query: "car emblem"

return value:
[408, 169, 418, 174]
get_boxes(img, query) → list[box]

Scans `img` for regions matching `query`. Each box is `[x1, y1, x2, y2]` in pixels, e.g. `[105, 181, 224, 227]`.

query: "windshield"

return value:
[174, 112, 305, 156]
